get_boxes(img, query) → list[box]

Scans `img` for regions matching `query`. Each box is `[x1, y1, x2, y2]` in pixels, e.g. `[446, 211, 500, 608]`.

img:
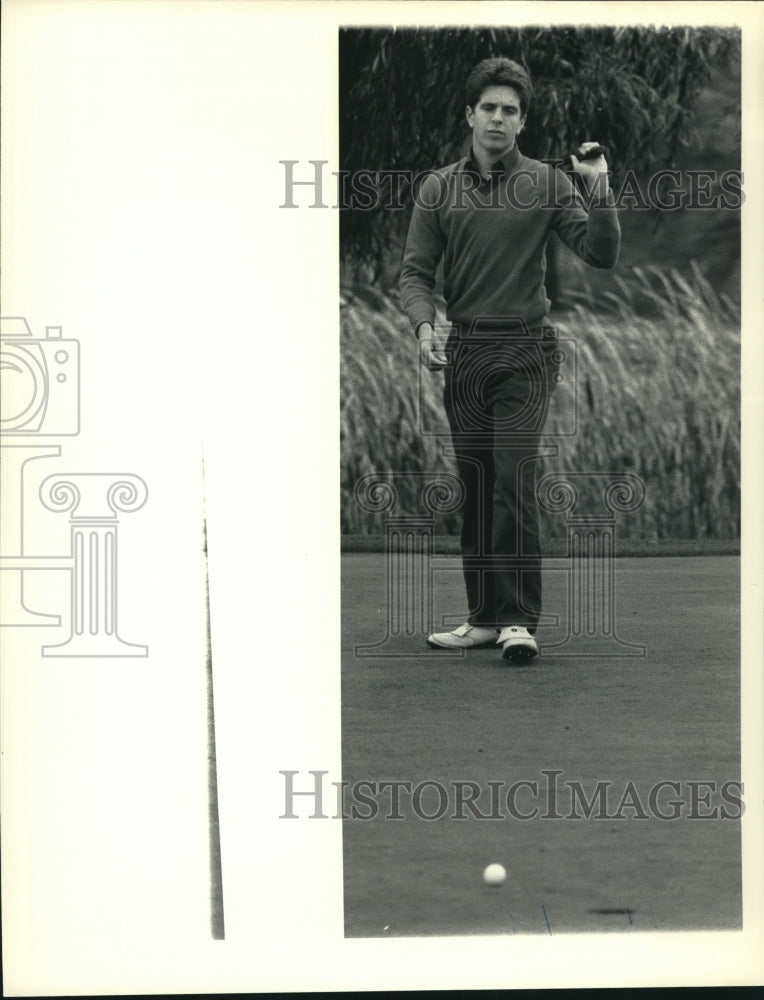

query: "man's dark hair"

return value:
[465, 57, 533, 115]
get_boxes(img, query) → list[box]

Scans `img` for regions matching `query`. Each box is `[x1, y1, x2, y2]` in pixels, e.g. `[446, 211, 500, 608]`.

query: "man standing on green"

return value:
[400, 56, 620, 661]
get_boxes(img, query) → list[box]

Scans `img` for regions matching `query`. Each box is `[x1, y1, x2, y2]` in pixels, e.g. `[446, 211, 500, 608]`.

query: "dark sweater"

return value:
[399, 145, 621, 333]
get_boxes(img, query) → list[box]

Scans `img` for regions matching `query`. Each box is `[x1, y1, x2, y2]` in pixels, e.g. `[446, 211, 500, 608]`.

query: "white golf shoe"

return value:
[426, 623, 499, 649]
[497, 626, 539, 663]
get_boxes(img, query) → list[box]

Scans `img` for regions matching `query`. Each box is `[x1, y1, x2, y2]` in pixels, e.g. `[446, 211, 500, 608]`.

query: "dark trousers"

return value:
[443, 325, 559, 633]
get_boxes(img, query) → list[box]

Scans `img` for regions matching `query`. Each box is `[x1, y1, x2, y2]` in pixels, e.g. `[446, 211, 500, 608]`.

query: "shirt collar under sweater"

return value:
[463, 143, 521, 183]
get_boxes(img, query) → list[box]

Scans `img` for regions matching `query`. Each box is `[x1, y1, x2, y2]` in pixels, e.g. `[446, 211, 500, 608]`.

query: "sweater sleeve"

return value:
[551, 166, 621, 269]
[399, 174, 447, 334]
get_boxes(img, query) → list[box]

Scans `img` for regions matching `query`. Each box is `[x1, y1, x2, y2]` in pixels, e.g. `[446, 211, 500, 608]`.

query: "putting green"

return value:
[341, 555, 741, 937]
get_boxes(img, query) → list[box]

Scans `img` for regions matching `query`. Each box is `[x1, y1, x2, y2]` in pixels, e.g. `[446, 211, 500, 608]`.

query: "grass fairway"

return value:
[341, 554, 741, 938]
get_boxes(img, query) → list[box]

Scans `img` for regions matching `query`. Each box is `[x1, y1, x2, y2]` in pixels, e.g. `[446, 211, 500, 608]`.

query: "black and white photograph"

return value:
[1, 1, 763, 994]
[338, 22, 746, 939]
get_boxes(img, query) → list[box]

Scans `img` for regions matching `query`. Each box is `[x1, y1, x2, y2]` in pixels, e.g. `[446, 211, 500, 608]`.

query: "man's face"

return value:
[466, 84, 526, 160]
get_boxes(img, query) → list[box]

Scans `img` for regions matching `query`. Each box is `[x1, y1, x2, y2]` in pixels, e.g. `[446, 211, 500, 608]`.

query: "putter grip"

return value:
[578, 143, 607, 160]
[560, 144, 608, 171]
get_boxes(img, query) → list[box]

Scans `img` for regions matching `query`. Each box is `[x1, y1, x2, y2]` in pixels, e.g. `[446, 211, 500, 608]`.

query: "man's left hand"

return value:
[569, 141, 610, 198]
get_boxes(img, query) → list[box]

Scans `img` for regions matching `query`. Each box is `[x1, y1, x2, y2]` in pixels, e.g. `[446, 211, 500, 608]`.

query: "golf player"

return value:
[399, 57, 620, 661]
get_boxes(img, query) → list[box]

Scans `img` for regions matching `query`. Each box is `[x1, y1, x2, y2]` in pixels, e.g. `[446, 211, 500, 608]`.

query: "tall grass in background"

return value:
[340, 264, 740, 540]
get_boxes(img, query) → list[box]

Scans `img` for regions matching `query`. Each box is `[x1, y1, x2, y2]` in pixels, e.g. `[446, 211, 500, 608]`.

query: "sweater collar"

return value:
[464, 143, 521, 180]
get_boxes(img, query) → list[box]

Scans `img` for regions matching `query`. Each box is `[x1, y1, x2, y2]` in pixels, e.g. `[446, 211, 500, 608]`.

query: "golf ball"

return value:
[483, 863, 507, 886]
